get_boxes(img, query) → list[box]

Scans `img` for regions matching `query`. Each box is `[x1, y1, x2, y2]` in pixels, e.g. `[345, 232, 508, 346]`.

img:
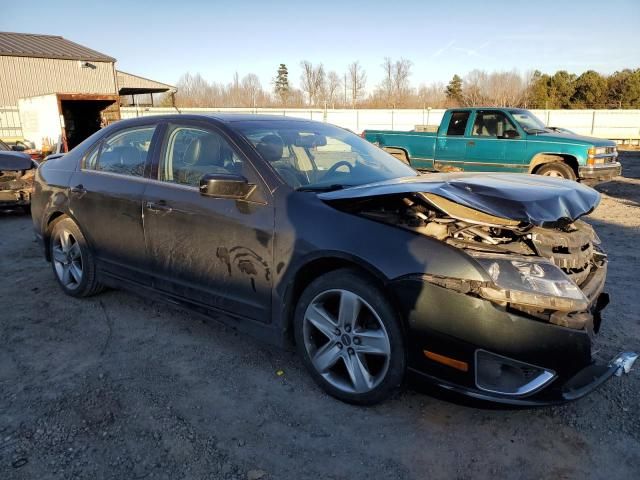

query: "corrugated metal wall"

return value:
[0, 56, 117, 106]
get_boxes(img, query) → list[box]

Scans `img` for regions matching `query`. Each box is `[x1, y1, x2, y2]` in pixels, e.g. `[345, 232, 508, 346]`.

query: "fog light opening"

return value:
[475, 350, 556, 396]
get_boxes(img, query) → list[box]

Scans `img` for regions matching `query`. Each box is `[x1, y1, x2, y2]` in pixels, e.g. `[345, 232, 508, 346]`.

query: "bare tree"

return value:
[348, 61, 367, 108]
[325, 71, 342, 108]
[300, 61, 326, 106]
[393, 58, 413, 107]
[417, 82, 448, 108]
[241, 73, 262, 107]
[461, 69, 530, 107]
[379, 57, 394, 106]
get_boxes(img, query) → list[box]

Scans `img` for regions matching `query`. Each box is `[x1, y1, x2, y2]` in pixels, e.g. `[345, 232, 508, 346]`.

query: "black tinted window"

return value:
[85, 126, 155, 176]
[159, 125, 246, 187]
[446, 111, 470, 136]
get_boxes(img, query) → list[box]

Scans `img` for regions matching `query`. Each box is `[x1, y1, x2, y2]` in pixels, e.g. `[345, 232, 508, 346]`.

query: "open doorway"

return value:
[59, 95, 120, 151]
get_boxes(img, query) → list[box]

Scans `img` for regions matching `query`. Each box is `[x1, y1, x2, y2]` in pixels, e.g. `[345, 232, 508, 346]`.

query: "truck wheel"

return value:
[536, 162, 577, 181]
[383, 148, 410, 165]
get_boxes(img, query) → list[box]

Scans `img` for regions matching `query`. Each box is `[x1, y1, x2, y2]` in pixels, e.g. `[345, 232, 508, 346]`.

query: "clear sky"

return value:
[3, 0, 639, 92]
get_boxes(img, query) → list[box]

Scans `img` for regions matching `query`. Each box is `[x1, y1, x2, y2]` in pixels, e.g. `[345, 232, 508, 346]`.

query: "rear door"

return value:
[68, 123, 160, 284]
[464, 110, 527, 172]
[142, 120, 274, 322]
[434, 110, 470, 171]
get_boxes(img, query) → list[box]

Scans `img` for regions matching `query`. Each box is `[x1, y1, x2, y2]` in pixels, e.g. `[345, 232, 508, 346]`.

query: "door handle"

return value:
[467, 141, 475, 147]
[70, 184, 87, 198]
[145, 201, 173, 213]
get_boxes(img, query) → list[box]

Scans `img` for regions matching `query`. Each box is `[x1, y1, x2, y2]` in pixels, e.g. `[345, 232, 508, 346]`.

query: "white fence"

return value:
[2, 105, 640, 142]
[121, 107, 640, 142]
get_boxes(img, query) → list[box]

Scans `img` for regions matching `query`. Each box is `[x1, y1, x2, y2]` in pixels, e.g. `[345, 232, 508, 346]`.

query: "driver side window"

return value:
[159, 125, 246, 187]
[472, 112, 518, 138]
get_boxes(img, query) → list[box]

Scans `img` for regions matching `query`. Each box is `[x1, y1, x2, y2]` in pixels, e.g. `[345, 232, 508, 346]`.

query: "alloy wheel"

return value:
[302, 289, 391, 394]
[52, 229, 83, 290]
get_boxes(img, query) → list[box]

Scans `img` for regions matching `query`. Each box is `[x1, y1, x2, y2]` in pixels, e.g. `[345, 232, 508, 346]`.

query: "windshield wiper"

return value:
[296, 184, 348, 192]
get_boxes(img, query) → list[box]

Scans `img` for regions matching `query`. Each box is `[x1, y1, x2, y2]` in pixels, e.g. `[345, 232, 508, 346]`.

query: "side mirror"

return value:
[199, 173, 256, 200]
[11, 144, 26, 152]
[502, 130, 520, 139]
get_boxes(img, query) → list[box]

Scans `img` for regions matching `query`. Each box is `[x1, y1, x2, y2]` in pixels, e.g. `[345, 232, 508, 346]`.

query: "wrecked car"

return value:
[30, 115, 637, 405]
[0, 146, 38, 211]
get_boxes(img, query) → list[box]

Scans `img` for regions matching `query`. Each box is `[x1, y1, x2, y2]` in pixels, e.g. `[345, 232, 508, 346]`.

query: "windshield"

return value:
[232, 120, 418, 190]
[510, 110, 548, 133]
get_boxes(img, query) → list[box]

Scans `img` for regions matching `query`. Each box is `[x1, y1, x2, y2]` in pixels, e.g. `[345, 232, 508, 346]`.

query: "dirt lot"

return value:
[1, 154, 639, 480]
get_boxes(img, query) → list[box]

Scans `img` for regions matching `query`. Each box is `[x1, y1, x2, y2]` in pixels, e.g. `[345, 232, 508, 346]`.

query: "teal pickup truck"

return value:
[362, 108, 621, 183]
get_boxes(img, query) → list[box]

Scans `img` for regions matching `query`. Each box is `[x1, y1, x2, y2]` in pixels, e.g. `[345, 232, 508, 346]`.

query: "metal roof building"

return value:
[0, 31, 175, 149]
[0, 32, 175, 106]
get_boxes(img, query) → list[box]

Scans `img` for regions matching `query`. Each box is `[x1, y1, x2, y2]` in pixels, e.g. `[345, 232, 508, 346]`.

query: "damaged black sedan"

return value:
[31, 115, 637, 405]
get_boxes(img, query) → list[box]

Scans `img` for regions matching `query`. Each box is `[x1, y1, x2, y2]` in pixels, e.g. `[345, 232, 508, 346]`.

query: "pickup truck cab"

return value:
[363, 108, 621, 183]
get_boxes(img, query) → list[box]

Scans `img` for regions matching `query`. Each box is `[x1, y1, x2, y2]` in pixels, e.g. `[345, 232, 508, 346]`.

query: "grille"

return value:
[530, 221, 596, 286]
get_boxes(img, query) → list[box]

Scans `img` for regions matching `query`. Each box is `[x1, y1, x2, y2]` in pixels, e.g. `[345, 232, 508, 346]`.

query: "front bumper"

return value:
[578, 162, 621, 183]
[390, 271, 635, 406]
[410, 351, 637, 406]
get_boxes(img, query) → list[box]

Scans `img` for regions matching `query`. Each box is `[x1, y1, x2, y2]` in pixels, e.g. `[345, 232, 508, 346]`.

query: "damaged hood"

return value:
[318, 173, 600, 226]
[0, 151, 34, 171]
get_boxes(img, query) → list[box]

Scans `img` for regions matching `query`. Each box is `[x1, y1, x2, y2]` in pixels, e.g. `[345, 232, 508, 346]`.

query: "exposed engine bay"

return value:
[0, 153, 36, 207]
[339, 192, 608, 331]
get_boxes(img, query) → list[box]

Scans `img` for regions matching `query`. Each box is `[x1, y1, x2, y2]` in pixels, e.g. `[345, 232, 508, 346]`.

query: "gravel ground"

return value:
[1, 153, 639, 480]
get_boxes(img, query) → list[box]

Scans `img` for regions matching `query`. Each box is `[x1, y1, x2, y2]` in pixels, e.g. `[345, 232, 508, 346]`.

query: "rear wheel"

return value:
[294, 269, 405, 405]
[536, 161, 577, 180]
[49, 217, 103, 297]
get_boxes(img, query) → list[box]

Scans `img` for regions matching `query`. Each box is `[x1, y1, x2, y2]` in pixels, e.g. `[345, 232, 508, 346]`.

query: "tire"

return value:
[294, 268, 406, 405]
[536, 161, 577, 181]
[49, 217, 103, 297]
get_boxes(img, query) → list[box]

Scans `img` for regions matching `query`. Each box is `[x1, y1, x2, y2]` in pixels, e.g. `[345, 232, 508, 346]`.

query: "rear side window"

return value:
[446, 111, 470, 136]
[84, 126, 156, 176]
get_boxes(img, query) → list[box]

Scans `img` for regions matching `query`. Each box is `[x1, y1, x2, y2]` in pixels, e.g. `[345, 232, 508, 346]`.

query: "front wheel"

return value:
[294, 269, 406, 405]
[49, 217, 103, 297]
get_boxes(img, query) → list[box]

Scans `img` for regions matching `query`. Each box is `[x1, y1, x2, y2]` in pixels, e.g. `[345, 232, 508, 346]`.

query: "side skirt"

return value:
[98, 271, 287, 349]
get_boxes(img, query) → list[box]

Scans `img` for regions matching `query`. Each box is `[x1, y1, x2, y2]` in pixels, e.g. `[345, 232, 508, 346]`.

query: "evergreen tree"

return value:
[571, 70, 607, 108]
[274, 64, 290, 105]
[445, 75, 463, 104]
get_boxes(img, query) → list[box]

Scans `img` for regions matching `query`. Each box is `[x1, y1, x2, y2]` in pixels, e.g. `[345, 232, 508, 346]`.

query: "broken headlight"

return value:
[471, 253, 589, 312]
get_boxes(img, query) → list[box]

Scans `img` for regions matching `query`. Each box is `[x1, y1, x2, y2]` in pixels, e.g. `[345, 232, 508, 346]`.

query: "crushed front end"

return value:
[346, 187, 636, 404]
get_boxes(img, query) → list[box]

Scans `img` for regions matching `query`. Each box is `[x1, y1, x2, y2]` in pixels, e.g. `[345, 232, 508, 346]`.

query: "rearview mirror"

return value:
[295, 134, 327, 148]
[199, 173, 256, 200]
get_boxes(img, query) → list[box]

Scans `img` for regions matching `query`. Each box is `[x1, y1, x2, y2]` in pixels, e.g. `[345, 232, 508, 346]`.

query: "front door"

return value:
[142, 121, 274, 322]
[464, 110, 527, 173]
[68, 123, 159, 284]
